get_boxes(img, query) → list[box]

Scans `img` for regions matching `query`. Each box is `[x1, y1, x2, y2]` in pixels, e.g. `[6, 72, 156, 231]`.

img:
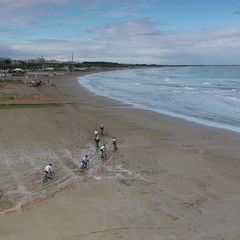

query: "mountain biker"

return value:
[95, 135, 100, 149]
[100, 124, 104, 135]
[112, 137, 118, 151]
[100, 144, 107, 158]
[81, 155, 89, 170]
[100, 144, 106, 152]
[44, 163, 53, 178]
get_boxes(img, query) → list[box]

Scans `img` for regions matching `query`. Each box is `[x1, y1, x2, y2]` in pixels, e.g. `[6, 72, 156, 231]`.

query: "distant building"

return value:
[28, 58, 45, 63]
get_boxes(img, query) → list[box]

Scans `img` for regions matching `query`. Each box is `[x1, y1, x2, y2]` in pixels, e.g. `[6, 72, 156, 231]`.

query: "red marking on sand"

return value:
[0, 118, 89, 193]
[0, 111, 115, 218]
[0, 151, 117, 218]
[0, 142, 86, 193]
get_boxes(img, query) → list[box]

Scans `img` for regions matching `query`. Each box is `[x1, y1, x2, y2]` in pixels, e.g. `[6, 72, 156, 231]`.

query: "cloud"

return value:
[0, 0, 157, 26]
[3, 17, 239, 65]
[0, 0, 67, 9]
[0, 0, 68, 26]
[1, 0, 240, 64]
[233, 4, 240, 15]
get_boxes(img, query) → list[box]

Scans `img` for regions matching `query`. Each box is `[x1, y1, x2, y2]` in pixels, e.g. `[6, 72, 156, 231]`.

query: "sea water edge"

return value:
[77, 66, 240, 133]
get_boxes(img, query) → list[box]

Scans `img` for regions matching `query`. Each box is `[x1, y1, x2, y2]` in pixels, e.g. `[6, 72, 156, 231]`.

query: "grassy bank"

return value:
[0, 103, 63, 109]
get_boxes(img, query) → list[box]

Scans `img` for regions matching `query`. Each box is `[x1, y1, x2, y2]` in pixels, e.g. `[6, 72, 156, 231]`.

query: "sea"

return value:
[77, 66, 240, 133]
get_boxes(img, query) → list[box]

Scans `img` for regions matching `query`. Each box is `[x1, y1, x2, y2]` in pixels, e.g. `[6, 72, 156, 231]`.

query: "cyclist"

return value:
[44, 163, 53, 179]
[95, 135, 100, 149]
[100, 144, 107, 159]
[100, 124, 104, 135]
[81, 155, 89, 170]
[112, 137, 118, 151]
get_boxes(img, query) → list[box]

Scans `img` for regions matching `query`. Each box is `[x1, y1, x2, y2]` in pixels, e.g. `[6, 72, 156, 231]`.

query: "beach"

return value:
[0, 71, 240, 240]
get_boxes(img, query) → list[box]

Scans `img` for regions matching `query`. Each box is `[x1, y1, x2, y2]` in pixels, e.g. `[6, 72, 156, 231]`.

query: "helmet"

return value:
[85, 155, 88, 157]
[49, 163, 52, 166]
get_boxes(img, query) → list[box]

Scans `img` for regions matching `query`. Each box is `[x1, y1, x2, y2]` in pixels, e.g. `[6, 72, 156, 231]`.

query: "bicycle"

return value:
[113, 142, 118, 152]
[100, 124, 104, 135]
[80, 163, 89, 172]
[101, 150, 107, 160]
[95, 136, 100, 149]
[43, 170, 55, 183]
[112, 138, 118, 152]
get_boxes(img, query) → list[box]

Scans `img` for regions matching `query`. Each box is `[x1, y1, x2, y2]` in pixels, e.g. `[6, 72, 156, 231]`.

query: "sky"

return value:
[1, 0, 240, 65]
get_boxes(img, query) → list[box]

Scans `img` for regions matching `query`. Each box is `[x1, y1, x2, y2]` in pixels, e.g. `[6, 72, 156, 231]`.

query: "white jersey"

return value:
[44, 165, 52, 173]
[100, 145, 106, 151]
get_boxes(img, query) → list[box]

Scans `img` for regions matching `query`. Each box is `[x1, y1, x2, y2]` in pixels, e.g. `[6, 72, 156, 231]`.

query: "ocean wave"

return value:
[78, 66, 240, 133]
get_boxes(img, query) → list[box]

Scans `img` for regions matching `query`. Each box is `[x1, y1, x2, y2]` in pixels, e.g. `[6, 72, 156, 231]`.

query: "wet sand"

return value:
[0, 71, 240, 240]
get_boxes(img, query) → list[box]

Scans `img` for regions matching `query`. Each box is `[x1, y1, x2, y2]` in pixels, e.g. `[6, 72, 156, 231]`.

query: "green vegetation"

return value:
[0, 103, 63, 109]
[0, 58, 165, 72]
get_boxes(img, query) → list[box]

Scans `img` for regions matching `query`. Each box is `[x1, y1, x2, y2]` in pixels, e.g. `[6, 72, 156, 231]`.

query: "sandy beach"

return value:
[0, 70, 240, 240]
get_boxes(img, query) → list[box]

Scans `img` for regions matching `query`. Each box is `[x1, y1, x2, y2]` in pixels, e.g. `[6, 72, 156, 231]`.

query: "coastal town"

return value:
[0, 56, 164, 77]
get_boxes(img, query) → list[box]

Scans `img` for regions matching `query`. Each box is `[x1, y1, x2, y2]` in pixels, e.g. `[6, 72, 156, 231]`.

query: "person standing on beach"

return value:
[100, 124, 104, 135]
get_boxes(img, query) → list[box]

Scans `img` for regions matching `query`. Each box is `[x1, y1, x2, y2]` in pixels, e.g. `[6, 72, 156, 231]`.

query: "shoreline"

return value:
[0, 71, 240, 240]
[76, 68, 240, 134]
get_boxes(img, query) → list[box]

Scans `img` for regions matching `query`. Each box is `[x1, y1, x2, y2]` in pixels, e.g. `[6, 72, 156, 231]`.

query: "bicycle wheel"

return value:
[102, 152, 107, 160]
[0, 190, 3, 198]
[50, 171, 55, 179]
[43, 175, 48, 183]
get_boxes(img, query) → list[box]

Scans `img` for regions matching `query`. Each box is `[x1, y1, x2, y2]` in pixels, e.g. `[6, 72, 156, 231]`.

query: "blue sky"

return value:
[1, 0, 240, 64]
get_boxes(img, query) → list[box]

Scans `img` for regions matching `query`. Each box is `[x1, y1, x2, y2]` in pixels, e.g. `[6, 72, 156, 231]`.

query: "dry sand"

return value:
[0, 71, 240, 240]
